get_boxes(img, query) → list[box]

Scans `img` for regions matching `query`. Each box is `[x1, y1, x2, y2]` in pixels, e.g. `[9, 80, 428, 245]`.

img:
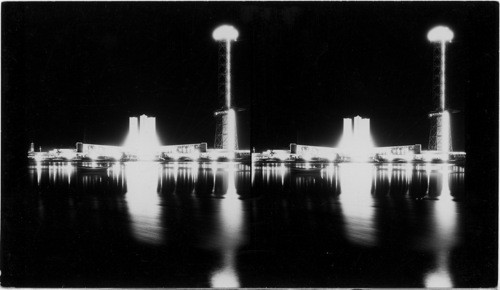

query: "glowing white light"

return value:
[440, 41, 447, 111]
[441, 111, 450, 160]
[225, 109, 237, 158]
[425, 269, 453, 288]
[427, 26, 454, 43]
[226, 39, 232, 108]
[209, 164, 243, 288]
[212, 25, 239, 41]
[213, 25, 238, 109]
[125, 162, 163, 245]
[125, 117, 139, 148]
[89, 152, 98, 161]
[211, 266, 240, 288]
[340, 116, 374, 160]
[213, 26, 239, 157]
[424, 165, 456, 287]
[428, 27, 453, 137]
[340, 118, 353, 148]
[339, 163, 377, 246]
[65, 162, 73, 185]
[124, 115, 161, 160]
[280, 163, 286, 186]
[36, 161, 42, 185]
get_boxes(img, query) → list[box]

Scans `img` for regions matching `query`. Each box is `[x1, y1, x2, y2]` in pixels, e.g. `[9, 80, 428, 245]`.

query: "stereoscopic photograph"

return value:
[2, 2, 498, 288]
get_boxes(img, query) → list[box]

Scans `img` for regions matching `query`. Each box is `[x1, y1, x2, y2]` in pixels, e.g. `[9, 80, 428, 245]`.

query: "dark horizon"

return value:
[3, 2, 498, 152]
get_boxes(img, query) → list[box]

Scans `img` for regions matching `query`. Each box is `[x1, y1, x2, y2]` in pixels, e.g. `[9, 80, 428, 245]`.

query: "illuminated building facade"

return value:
[124, 114, 159, 157]
[127, 114, 160, 159]
[341, 116, 374, 159]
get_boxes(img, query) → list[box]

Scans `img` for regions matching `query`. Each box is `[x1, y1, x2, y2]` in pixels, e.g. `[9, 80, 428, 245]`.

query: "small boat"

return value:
[290, 166, 323, 175]
[76, 164, 111, 174]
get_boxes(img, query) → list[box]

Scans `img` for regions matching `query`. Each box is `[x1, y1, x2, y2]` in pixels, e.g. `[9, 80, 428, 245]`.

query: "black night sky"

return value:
[3, 2, 498, 153]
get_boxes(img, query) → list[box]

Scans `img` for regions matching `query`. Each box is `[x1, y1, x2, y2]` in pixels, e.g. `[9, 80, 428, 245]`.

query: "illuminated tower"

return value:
[427, 26, 454, 155]
[213, 25, 239, 154]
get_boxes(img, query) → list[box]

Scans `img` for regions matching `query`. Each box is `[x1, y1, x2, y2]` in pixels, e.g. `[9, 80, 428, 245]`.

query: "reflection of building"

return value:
[339, 163, 377, 247]
[125, 162, 164, 245]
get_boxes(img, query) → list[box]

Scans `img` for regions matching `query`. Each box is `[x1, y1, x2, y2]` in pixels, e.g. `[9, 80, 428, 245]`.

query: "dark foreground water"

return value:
[2, 162, 497, 287]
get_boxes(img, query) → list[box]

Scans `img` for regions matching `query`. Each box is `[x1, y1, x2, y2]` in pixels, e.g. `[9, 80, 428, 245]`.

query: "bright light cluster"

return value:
[340, 116, 374, 159]
[427, 26, 454, 43]
[124, 114, 161, 160]
[212, 25, 239, 41]
[441, 110, 450, 159]
[226, 109, 237, 157]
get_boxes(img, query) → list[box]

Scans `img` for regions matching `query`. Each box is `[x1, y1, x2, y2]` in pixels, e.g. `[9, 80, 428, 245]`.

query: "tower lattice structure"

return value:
[214, 41, 238, 151]
[428, 42, 452, 152]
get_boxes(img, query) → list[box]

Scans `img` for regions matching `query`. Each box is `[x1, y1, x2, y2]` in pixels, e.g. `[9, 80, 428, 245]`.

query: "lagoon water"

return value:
[2, 161, 495, 287]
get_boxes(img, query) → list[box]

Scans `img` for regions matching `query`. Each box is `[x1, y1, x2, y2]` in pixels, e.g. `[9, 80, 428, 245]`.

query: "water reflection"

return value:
[210, 163, 244, 288]
[27, 161, 464, 287]
[124, 162, 164, 245]
[30, 161, 251, 287]
[423, 165, 457, 288]
[338, 163, 377, 247]
[254, 162, 465, 287]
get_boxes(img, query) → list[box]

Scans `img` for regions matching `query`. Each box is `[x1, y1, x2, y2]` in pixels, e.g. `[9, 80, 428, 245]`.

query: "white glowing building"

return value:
[125, 114, 160, 159]
[340, 116, 374, 158]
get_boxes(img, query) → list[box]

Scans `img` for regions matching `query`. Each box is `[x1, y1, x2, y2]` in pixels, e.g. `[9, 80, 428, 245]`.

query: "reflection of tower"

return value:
[423, 165, 457, 287]
[427, 26, 454, 154]
[210, 164, 244, 287]
[213, 25, 239, 153]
